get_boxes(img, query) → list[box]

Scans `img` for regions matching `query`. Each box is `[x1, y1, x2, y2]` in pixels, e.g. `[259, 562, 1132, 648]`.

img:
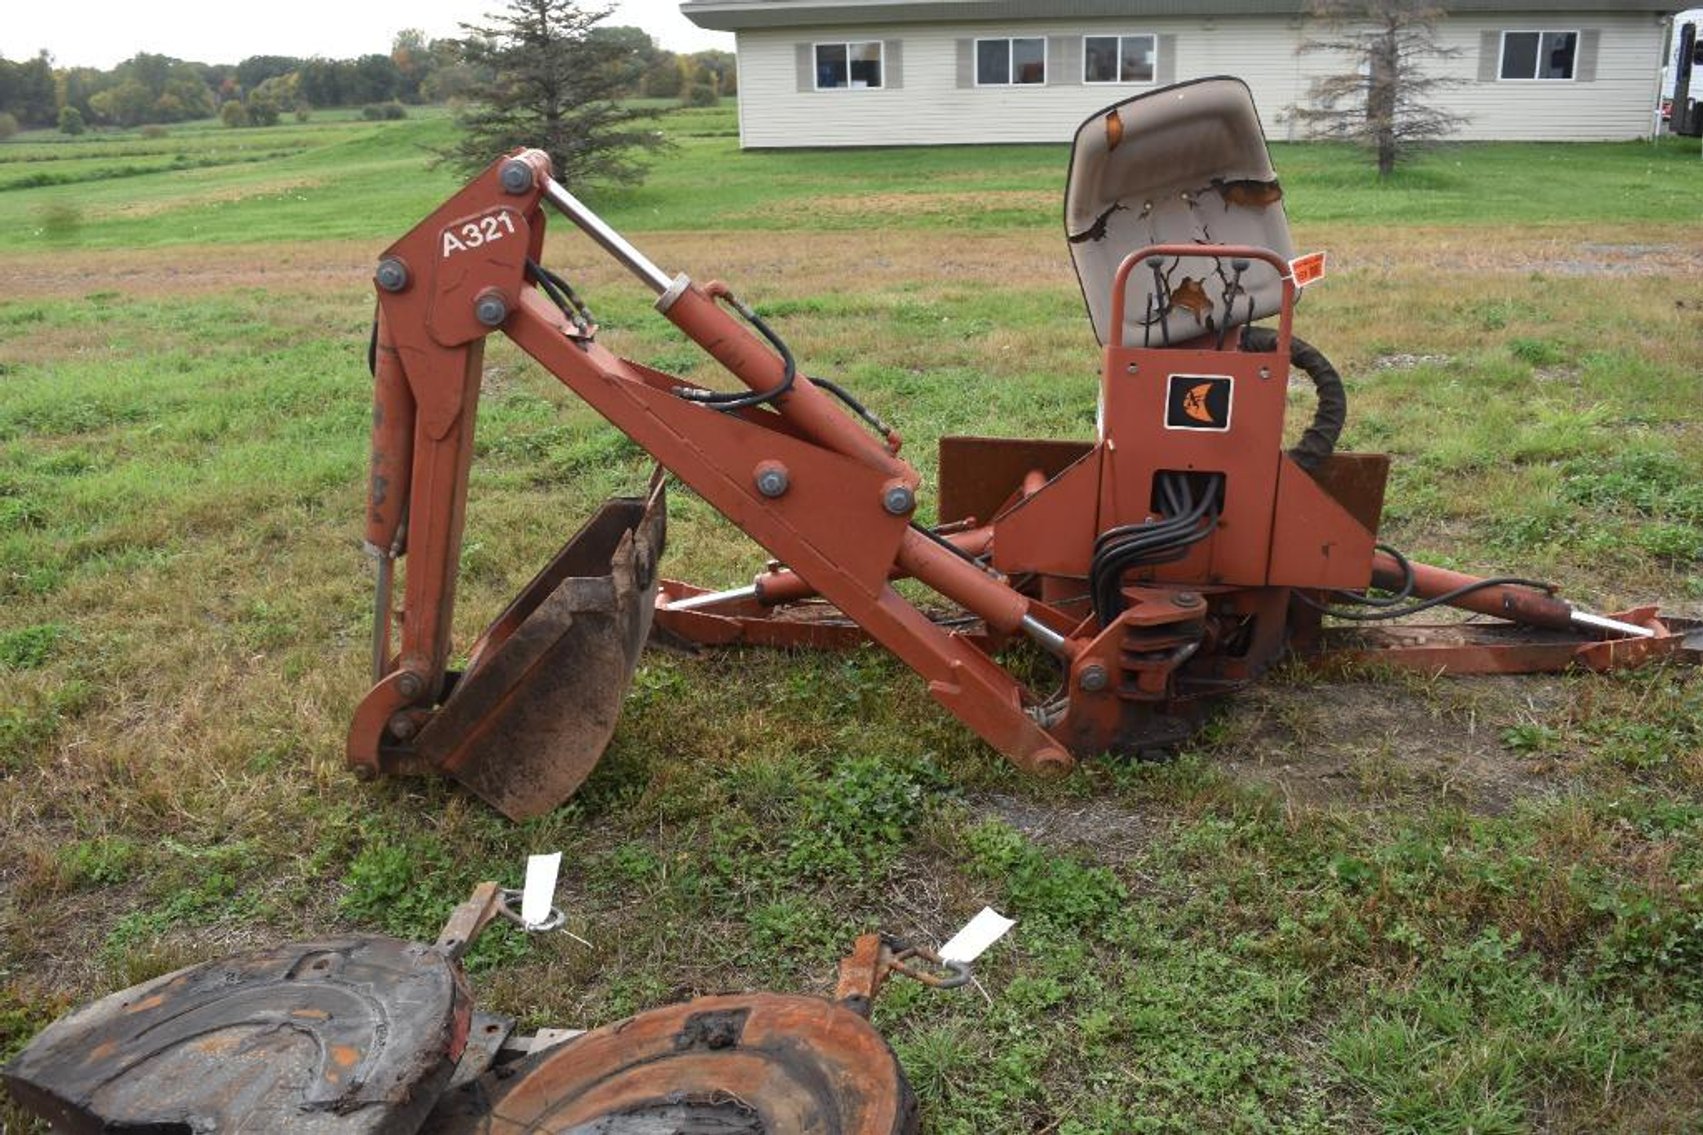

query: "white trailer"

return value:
[1661, 6, 1703, 134]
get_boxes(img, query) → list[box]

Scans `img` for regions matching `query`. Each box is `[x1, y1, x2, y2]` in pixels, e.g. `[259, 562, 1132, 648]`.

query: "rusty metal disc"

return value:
[424, 993, 917, 1134]
[2, 936, 470, 1135]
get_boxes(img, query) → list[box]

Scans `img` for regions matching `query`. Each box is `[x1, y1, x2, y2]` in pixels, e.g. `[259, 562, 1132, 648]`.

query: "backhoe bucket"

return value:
[412, 471, 666, 820]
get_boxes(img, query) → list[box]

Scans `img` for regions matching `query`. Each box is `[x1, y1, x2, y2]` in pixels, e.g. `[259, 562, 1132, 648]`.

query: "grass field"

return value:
[2, 104, 1701, 1132]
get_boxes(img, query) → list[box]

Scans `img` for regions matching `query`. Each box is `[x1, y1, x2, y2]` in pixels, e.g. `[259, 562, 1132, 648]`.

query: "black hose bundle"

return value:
[525, 258, 596, 336]
[1090, 471, 1222, 623]
[1241, 327, 1345, 472]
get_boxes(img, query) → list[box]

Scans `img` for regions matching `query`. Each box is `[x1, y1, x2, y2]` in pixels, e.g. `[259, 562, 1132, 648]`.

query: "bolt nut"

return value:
[374, 258, 409, 293]
[395, 671, 423, 698]
[474, 292, 509, 328]
[498, 159, 534, 194]
[754, 461, 789, 499]
[388, 713, 418, 741]
[881, 484, 916, 516]
[1173, 591, 1203, 608]
[1079, 664, 1110, 693]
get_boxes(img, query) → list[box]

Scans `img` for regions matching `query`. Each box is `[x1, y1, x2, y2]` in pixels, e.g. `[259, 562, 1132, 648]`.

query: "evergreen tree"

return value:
[446, 0, 665, 188]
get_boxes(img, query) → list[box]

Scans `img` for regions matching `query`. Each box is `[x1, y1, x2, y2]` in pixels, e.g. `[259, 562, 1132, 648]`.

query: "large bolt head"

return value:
[1079, 664, 1110, 693]
[754, 463, 789, 499]
[474, 293, 509, 327]
[499, 159, 534, 194]
[374, 258, 409, 293]
[395, 671, 423, 698]
[881, 485, 916, 516]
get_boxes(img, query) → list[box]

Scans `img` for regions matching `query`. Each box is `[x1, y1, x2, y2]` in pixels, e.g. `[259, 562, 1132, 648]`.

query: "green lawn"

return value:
[1, 104, 1701, 1133]
[4, 104, 1702, 251]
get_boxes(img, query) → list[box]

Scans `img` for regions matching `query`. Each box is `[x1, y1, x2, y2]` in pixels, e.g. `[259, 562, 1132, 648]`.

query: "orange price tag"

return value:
[1290, 251, 1328, 288]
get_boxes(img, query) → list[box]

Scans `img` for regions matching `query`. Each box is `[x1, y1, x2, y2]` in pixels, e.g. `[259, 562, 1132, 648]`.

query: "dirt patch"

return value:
[741, 189, 1057, 221]
[1371, 352, 1452, 370]
[95, 178, 327, 222]
[4, 223, 1698, 308]
[0, 231, 1076, 303]
[975, 793, 1162, 864]
[1303, 227, 1703, 279]
[1212, 674, 1581, 815]
[0, 242, 376, 301]
[0, 324, 123, 366]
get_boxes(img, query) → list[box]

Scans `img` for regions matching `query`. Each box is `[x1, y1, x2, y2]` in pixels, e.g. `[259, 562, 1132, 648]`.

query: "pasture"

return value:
[2, 104, 1701, 1132]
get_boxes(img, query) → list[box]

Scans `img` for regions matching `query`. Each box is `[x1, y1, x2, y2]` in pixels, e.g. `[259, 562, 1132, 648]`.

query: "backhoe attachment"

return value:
[350, 79, 1697, 820]
[349, 150, 1075, 818]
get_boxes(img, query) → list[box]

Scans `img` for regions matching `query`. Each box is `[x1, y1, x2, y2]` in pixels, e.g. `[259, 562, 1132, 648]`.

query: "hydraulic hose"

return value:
[1241, 326, 1346, 472]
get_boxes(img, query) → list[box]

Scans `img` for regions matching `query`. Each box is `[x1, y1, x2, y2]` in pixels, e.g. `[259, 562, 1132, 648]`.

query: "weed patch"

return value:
[0, 622, 64, 669]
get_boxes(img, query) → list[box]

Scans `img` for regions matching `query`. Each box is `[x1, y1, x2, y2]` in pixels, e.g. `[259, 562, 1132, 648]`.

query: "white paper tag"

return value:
[939, 907, 1015, 964]
[520, 852, 562, 929]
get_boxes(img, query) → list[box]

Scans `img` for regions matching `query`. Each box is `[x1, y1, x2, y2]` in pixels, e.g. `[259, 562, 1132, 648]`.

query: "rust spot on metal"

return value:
[1104, 108, 1124, 150]
[190, 1033, 243, 1056]
[2, 937, 469, 1133]
[1212, 176, 1283, 208]
[835, 933, 887, 1012]
[1169, 276, 1213, 324]
[472, 992, 917, 1133]
[1068, 201, 1126, 245]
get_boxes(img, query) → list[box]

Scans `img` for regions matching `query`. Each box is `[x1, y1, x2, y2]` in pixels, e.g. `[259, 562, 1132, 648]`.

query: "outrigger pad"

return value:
[417, 471, 666, 821]
[422, 993, 918, 1134]
[2, 937, 470, 1135]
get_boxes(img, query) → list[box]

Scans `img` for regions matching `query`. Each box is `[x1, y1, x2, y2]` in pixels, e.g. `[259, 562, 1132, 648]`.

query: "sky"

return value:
[2, 0, 733, 70]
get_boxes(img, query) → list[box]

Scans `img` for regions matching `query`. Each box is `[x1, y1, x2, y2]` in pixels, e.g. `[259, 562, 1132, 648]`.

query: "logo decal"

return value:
[1181, 382, 1216, 423]
[1165, 374, 1233, 431]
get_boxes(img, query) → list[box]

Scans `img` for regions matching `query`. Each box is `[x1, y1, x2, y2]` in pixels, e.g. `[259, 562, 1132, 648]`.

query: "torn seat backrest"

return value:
[1066, 76, 1294, 347]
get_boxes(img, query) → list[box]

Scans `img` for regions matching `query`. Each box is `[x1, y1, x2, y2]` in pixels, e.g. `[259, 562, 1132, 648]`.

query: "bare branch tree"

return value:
[1294, 0, 1468, 178]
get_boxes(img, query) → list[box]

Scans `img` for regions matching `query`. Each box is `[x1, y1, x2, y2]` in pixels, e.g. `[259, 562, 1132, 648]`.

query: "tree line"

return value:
[0, 30, 734, 136]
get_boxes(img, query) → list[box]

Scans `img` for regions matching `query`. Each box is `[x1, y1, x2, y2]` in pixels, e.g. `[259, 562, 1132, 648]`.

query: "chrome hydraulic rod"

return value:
[666, 584, 761, 613]
[370, 552, 393, 681]
[540, 177, 673, 295]
[1569, 608, 1657, 640]
[1020, 614, 1072, 658]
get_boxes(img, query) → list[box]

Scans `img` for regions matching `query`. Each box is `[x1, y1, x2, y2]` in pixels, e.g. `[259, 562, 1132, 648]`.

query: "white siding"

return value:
[733, 9, 1665, 147]
[1435, 13, 1666, 140]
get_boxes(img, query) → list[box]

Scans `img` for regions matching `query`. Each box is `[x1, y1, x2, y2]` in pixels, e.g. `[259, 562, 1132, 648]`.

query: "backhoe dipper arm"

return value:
[348, 151, 1075, 788]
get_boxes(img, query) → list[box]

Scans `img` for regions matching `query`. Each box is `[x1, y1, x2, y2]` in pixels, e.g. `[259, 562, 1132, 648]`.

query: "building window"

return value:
[815, 41, 883, 89]
[1499, 30, 1577, 80]
[976, 37, 1046, 85]
[1084, 35, 1157, 83]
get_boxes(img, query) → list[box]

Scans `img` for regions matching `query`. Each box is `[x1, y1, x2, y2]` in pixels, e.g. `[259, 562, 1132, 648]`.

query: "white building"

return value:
[681, 0, 1677, 147]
